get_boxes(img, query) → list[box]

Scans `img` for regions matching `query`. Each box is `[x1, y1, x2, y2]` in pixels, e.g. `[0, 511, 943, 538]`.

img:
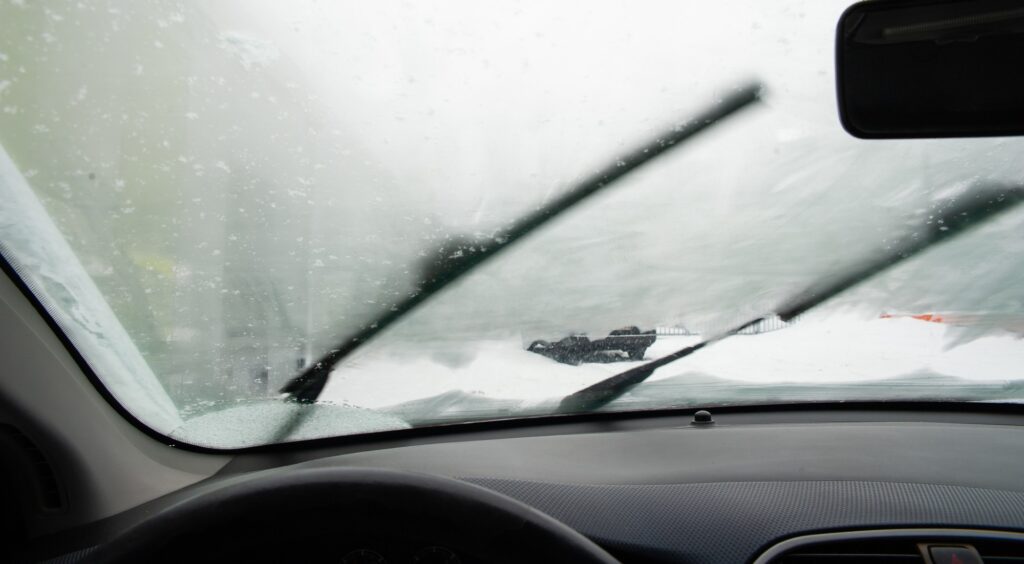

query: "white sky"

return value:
[202, 0, 840, 223]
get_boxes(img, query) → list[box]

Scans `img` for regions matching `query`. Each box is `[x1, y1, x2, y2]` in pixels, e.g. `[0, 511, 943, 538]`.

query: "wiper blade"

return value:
[278, 82, 764, 405]
[559, 185, 1024, 414]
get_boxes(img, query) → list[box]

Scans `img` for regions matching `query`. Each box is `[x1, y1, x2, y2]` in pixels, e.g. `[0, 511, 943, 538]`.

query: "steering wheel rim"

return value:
[90, 467, 619, 563]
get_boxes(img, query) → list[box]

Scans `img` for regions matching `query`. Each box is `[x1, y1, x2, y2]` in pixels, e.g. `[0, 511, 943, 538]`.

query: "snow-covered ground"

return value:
[320, 311, 1024, 411]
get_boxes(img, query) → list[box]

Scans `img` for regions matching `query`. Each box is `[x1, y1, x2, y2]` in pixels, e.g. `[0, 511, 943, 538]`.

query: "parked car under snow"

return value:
[527, 326, 657, 365]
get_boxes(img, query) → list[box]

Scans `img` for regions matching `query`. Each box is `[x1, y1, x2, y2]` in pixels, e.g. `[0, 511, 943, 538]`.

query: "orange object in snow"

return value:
[880, 312, 946, 323]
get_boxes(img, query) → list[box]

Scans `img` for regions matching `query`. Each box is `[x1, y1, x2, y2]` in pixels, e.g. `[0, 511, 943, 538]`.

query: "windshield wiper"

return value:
[558, 185, 1024, 414]
[277, 82, 763, 409]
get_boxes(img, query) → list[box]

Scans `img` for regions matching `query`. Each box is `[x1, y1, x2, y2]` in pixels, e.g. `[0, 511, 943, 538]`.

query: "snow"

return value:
[0, 145, 183, 430]
[320, 311, 1024, 414]
[217, 31, 281, 71]
[651, 312, 1024, 385]
[324, 338, 633, 410]
[170, 400, 409, 449]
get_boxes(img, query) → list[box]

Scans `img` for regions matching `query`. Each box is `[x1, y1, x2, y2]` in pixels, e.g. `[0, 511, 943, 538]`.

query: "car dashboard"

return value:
[16, 405, 1024, 563]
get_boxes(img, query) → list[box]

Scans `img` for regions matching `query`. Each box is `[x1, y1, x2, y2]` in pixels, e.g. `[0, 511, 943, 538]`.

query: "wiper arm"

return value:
[559, 185, 1024, 414]
[278, 82, 764, 405]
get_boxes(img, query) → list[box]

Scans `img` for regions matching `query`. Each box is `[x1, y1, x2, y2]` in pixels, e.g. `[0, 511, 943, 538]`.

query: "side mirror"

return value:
[837, 0, 1024, 138]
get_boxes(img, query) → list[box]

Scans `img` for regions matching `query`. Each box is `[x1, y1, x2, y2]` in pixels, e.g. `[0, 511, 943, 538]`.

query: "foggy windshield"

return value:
[2, 0, 1023, 448]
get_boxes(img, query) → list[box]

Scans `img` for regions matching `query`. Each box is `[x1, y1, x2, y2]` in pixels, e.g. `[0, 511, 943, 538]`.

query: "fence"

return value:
[657, 314, 800, 336]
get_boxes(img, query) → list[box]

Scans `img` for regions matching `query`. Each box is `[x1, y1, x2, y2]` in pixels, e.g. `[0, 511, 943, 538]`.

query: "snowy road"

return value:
[320, 312, 1024, 411]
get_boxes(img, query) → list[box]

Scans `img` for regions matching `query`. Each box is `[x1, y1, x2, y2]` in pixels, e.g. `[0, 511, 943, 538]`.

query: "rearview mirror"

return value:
[837, 0, 1024, 138]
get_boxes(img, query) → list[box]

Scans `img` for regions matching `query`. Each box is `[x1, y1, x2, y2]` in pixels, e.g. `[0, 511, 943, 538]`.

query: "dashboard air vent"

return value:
[758, 530, 1024, 564]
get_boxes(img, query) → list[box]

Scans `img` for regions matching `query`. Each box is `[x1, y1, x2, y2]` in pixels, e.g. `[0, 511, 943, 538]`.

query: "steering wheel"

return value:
[90, 467, 619, 563]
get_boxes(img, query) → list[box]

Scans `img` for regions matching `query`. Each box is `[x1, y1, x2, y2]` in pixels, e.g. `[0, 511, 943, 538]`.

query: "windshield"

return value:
[2, 0, 1023, 449]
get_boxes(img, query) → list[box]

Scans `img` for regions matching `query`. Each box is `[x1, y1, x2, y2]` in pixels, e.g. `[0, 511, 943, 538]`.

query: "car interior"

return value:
[2, 0, 1024, 562]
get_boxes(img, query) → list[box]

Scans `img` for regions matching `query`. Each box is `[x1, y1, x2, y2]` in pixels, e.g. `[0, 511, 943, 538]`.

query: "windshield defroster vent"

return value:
[756, 530, 1024, 564]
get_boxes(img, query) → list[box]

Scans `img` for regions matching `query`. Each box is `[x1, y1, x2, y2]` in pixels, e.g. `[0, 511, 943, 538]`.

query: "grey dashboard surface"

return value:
[284, 419, 1024, 563]
[464, 479, 1024, 563]
[295, 421, 1024, 490]
[33, 414, 1024, 563]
